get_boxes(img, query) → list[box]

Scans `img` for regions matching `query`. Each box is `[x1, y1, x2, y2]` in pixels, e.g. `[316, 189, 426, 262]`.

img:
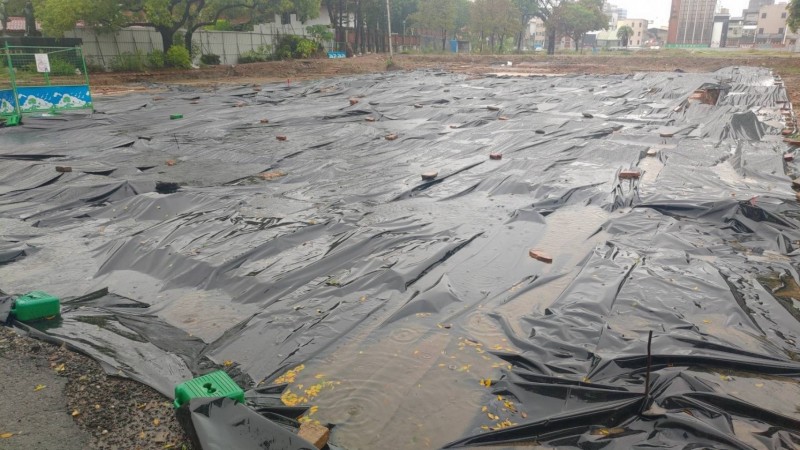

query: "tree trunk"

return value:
[354, 0, 361, 53]
[517, 30, 524, 52]
[442, 28, 447, 52]
[158, 27, 174, 51]
[547, 27, 556, 55]
[339, 0, 345, 50]
[480, 30, 484, 53]
[185, 28, 197, 55]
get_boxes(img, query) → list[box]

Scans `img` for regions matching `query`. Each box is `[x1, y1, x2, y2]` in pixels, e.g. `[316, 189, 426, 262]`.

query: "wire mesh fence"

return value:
[2, 45, 88, 87]
[1, 44, 92, 121]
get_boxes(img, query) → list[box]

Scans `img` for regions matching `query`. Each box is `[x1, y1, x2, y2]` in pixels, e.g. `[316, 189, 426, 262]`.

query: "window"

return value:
[779, 27, 785, 34]
[281, 13, 291, 25]
[759, 27, 764, 34]
[761, 13, 766, 18]
[637, 32, 640, 36]
[782, 12, 787, 18]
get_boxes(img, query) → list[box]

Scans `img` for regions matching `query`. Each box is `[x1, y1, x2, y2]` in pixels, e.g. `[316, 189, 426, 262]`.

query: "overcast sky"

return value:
[611, 0, 752, 27]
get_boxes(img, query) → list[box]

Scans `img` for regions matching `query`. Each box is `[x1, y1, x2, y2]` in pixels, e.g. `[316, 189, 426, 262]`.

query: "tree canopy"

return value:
[788, 0, 800, 32]
[553, 0, 606, 51]
[616, 24, 633, 47]
[28, 0, 618, 57]
[34, 0, 321, 52]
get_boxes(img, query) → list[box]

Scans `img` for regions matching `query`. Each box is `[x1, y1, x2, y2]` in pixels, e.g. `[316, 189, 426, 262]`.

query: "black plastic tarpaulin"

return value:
[1, 67, 800, 449]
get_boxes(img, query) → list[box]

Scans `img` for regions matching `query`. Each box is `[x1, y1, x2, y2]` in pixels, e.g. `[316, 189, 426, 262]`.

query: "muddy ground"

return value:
[3, 50, 800, 449]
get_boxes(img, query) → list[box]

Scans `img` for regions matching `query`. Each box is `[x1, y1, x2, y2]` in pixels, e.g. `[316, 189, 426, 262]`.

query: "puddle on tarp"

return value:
[2, 67, 800, 449]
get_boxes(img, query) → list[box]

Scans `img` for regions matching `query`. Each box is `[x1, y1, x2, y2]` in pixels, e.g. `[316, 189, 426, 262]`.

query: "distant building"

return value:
[1, 16, 42, 36]
[749, 0, 775, 9]
[618, 19, 650, 47]
[647, 27, 669, 46]
[726, 16, 750, 46]
[667, 0, 720, 47]
[755, 2, 794, 45]
[711, 13, 730, 47]
[603, 3, 628, 21]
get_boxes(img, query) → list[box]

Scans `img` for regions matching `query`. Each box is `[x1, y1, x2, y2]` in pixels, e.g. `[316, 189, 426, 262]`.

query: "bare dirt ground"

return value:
[4, 50, 800, 449]
[89, 52, 800, 104]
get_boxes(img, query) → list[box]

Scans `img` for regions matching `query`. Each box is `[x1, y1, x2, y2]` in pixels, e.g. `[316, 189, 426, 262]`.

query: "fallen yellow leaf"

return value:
[71, 410, 80, 417]
[153, 418, 161, 427]
[223, 360, 233, 367]
[0, 433, 12, 439]
[33, 384, 46, 391]
[54, 364, 65, 373]
[481, 406, 488, 412]
[479, 378, 492, 387]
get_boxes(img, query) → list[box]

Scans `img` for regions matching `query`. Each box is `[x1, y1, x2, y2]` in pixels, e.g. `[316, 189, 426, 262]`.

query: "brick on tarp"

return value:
[529, 250, 553, 263]
[298, 422, 330, 449]
[619, 170, 641, 180]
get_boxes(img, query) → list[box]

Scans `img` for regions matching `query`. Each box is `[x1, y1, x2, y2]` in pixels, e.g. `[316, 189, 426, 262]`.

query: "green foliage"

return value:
[306, 24, 333, 43]
[48, 58, 78, 76]
[200, 54, 221, 65]
[238, 45, 272, 63]
[295, 39, 317, 58]
[470, 0, 521, 53]
[207, 19, 234, 31]
[276, 35, 318, 60]
[789, 0, 799, 32]
[22, 57, 77, 76]
[110, 51, 146, 72]
[147, 50, 165, 69]
[165, 45, 192, 69]
[616, 25, 634, 48]
[554, 0, 608, 51]
[34, 0, 127, 36]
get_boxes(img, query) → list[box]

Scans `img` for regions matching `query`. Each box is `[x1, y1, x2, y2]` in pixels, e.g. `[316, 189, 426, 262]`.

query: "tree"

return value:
[553, 0, 606, 52]
[34, 0, 321, 55]
[788, 0, 800, 32]
[512, 0, 538, 51]
[529, 0, 560, 55]
[470, 0, 520, 53]
[616, 24, 633, 48]
[410, 0, 457, 51]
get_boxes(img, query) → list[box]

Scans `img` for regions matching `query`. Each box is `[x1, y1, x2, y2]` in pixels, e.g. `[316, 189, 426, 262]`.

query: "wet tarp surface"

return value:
[2, 67, 800, 449]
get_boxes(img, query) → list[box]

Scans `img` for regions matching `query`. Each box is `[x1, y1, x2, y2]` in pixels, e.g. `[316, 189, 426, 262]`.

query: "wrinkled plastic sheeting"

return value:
[176, 397, 319, 450]
[1, 67, 800, 449]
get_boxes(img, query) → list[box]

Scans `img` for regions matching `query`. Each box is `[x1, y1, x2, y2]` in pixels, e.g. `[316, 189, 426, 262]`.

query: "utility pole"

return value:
[386, 0, 393, 58]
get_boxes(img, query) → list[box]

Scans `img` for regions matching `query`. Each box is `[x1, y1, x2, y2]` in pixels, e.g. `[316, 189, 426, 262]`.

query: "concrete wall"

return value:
[65, 10, 335, 68]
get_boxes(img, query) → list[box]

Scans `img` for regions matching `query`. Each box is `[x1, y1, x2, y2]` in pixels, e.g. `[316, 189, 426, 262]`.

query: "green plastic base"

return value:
[174, 370, 244, 408]
[3, 114, 21, 126]
[12, 291, 60, 322]
[170, 114, 183, 120]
